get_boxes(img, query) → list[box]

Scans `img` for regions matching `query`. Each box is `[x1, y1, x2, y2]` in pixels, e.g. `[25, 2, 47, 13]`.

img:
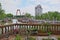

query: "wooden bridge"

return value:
[0, 23, 60, 39]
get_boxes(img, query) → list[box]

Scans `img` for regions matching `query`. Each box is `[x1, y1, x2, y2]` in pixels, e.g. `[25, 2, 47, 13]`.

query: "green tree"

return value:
[0, 3, 6, 19]
[35, 11, 60, 20]
[25, 13, 32, 18]
[0, 3, 13, 20]
[6, 13, 13, 18]
[0, 13, 6, 19]
[35, 15, 40, 20]
[0, 3, 2, 10]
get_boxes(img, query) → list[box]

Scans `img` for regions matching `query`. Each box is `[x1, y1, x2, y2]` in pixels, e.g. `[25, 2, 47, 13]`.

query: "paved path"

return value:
[0, 35, 26, 40]
[0, 35, 15, 40]
[0, 35, 59, 40]
[36, 36, 58, 40]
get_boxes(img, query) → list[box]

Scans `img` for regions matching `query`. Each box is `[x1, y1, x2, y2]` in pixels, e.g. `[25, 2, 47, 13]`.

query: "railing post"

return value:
[51, 25, 53, 31]
[1, 28, 3, 34]
[42, 25, 43, 31]
[46, 25, 48, 32]
[57, 25, 58, 31]
[5, 27, 7, 34]
[38, 25, 39, 30]
[39, 25, 41, 30]
[8, 27, 9, 32]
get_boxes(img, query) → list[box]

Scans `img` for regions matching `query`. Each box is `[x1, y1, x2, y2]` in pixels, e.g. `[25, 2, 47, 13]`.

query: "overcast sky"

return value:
[0, 0, 60, 16]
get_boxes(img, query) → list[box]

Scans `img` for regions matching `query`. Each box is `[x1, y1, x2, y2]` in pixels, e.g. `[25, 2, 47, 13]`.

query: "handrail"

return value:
[0, 23, 60, 28]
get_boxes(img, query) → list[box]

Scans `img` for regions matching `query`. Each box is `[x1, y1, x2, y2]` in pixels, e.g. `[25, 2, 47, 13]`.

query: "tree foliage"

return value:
[0, 3, 13, 19]
[0, 3, 6, 19]
[35, 11, 60, 20]
[25, 13, 32, 18]
[6, 13, 13, 18]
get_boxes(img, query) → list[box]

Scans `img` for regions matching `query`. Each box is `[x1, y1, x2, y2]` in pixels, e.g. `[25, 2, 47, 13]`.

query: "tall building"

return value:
[35, 5, 42, 16]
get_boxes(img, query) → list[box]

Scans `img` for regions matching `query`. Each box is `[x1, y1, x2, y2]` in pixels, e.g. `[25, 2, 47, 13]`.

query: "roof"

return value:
[35, 4, 42, 9]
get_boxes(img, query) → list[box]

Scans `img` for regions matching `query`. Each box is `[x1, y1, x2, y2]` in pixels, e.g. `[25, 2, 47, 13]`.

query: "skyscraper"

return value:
[35, 5, 42, 16]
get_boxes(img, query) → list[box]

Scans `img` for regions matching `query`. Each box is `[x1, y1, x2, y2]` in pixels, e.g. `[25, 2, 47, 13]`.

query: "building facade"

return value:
[35, 5, 42, 16]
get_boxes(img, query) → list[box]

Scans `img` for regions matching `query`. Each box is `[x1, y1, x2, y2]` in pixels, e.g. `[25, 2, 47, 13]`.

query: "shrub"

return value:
[14, 34, 21, 40]
[28, 37, 36, 40]
[58, 38, 60, 40]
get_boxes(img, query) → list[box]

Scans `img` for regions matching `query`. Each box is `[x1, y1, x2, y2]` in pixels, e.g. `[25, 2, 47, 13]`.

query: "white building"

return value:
[35, 5, 42, 16]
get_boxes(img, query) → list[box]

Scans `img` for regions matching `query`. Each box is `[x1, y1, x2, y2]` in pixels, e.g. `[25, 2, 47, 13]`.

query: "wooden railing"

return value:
[0, 23, 60, 38]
